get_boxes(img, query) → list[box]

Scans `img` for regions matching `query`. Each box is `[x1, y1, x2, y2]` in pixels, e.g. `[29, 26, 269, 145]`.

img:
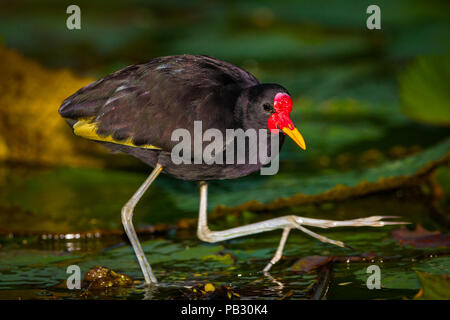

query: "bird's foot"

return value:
[262, 215, 408, 272]
[197, 211, 408, 272]
[291, 215, 409, 229]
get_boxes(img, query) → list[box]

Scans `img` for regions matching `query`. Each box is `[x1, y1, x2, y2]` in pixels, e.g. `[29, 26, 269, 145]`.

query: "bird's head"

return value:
[238, 84, 306, 150]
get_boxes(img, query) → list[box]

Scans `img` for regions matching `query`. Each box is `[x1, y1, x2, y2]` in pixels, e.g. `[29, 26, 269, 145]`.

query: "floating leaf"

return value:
[392, 225, 450, 248]
[353, 256, 450, 292]
[290, 256, 332, 273]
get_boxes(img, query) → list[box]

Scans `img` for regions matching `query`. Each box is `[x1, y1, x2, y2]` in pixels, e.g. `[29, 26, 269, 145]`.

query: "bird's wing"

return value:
[59, 55, 259, 151]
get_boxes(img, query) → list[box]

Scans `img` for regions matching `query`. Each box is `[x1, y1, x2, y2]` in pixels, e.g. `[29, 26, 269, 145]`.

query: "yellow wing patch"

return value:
[73, 118, 161, 150]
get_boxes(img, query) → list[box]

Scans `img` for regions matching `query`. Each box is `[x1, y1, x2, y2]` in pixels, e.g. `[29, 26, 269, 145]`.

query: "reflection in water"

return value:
[142, 285, 158, 300]
[263, 271, 285, 292]
[66, 241, 81, 252]
[33, 235, 123, 253]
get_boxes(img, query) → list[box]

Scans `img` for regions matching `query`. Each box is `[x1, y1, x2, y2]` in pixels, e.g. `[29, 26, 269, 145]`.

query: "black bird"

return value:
[59, 55, 403, 284]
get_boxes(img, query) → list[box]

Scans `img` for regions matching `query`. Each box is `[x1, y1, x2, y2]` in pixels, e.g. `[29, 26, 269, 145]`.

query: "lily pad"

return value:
[353, 256, 450, 291]
[290, 256, 333, 273]
[392, 225, 450, 248]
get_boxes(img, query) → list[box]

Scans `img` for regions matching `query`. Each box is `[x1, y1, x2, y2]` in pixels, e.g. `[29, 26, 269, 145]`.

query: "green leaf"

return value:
[352, 257, 450, 292]
[399, 54, 450, 126]
[415, 271, 450, 300]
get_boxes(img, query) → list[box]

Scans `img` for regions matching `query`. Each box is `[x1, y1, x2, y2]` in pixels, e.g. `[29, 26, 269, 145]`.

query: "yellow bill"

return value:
[282, 127, 306, 150]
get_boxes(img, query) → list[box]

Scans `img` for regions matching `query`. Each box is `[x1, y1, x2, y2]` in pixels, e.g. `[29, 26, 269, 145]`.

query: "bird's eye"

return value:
[263, 103, 273, 112]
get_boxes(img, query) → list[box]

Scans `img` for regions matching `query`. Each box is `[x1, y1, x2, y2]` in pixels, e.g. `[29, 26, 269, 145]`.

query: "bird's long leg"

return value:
[122, 163, 163, 284]
[197, 182, 408, 271]
[263, 228, 291, 272]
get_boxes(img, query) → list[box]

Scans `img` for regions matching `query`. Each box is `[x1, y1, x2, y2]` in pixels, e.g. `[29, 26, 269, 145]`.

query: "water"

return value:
[1, 168, 448, 299]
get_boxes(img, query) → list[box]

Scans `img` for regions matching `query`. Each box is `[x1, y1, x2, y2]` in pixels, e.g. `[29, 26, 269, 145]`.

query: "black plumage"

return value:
[59, 55, 289, 180]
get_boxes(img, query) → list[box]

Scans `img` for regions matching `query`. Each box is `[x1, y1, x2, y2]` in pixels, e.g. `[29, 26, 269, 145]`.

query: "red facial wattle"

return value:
[267, 92, 306, 150]
[273, 92, 293, 113]
[268, 113, 294, 132]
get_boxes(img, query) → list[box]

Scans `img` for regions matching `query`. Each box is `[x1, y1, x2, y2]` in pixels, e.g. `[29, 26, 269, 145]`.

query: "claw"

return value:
[378, 221, 410, 226]
[350, 216, 410, 227]
[292, 215, 410, 251]
[378, 216, 402, 219]
[343, 244, 356, 250]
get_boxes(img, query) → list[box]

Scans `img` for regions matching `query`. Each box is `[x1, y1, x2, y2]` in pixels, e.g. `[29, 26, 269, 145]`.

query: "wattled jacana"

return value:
[59, 55, 404, 284]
